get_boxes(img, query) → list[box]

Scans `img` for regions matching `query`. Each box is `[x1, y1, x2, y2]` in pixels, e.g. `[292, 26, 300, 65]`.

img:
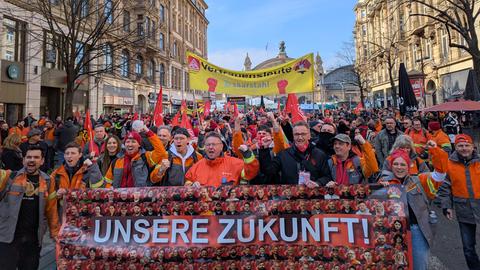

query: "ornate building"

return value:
[354, 0, 474, 108]
[0, 0, 208, 124]
[243, 41, 323, 105]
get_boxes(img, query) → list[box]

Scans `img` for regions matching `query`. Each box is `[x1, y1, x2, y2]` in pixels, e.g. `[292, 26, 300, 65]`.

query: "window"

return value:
[160, 5, 165, 22]
[425, 39, 432, 59]
[76, 42, 86, 74]
[361, 9, 366, 18]
[104, 44, 113, 72]
[123, 11, 130, 32]
[159, 33, 164, 50]
[135, 55, 143, 76]
[172, 42, 177, 57]
[104, 0, 113, 24]
[1, 18, 25, 62]
[75, 0, 89, 18]
[441, 29, 449, 59]
[399, 14, 404, 32]
[145, 17, 151, 37]
[44, 32, 58, 69]
[120, 50, 129, 77]
[159, 63, 165, 85]
[137, 22, 144, 36]
[362, 24, 367, 36]
[147, 59, 154, 80]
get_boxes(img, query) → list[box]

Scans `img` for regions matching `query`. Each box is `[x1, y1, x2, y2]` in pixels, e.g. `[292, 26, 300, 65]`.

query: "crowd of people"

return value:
[0, 106, 478, 270]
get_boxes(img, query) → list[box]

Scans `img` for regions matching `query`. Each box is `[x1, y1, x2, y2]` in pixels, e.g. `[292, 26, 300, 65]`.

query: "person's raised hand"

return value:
[354, 134, 366, 145]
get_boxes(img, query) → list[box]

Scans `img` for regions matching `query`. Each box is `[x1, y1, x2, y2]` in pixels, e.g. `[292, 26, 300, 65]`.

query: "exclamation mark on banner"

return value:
[362, 218, 369, 244]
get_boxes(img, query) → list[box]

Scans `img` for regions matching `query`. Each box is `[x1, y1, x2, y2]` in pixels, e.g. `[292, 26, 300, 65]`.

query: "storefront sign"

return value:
[6, 64, 20, 80]
[410, 78, 424, 98]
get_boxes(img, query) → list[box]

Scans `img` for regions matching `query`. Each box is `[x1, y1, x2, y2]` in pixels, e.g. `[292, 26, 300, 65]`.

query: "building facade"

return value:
[354, 0, 474, 108]
[0, 0, 208, 125]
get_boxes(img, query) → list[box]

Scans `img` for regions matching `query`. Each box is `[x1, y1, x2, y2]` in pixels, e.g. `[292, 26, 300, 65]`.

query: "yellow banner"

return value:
[187, 52, 315, 95]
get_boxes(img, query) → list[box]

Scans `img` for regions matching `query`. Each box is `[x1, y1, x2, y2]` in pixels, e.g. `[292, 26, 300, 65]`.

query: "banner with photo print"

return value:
[57, 184, 413, 270]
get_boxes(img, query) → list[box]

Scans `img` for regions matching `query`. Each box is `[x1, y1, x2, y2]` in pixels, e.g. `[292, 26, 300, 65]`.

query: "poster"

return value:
[187, 52, 315, 96]
[57, 185, 412, 270]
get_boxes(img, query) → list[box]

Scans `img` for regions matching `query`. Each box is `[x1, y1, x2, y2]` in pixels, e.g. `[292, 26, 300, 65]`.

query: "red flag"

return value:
[277, 100, 281, 112]
[153, 86, 164, 126]
[84, 109, 95, 155]
[285, 94, 306, 123]
[224, 101, 231, 112]
[180, 110, 195, 137]
[181, 100, 187, 114]
[132, 111, 139, 121]
[353, 102, 364, 115]
[233, 102, 239, 118]
[203, 100, 211, 119]
[171, 112, 181, 127]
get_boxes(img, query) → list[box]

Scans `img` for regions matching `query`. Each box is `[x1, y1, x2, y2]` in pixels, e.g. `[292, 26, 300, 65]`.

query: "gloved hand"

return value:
[238, 145, 253, 159]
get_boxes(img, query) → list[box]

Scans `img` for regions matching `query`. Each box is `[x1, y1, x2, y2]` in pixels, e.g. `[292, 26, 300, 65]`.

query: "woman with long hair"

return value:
[1, 134, 23, 170]
[97, 135, 122, 175]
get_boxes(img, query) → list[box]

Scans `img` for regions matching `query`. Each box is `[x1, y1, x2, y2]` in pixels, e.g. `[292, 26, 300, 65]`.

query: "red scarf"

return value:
[335, 157, 351, 185]
[120, 152, 136, 188]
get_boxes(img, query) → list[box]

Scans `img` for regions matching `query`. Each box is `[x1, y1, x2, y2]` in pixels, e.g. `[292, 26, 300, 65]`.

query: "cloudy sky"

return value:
[206, 0, 357, 71]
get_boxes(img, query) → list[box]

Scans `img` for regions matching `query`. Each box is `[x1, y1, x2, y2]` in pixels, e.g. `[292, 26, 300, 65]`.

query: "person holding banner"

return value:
[259, 121, 331, 186]
[436, 134, 480, 270]
[379, 140, 448, 270]
[0, 146, 59, 270]
[184, 131, 259, 187]
[104, 124, 168, 188]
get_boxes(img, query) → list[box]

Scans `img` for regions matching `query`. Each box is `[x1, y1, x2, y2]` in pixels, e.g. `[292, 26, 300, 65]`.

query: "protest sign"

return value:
[186, 52, 315, 96]
[58, 185, 412, 269]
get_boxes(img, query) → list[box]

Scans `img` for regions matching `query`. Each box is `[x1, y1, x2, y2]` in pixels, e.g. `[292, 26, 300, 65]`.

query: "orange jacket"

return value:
[351, 141, 379, 179]
[9, 126, 29, 142]
[388, 147, 448, 200]
[430, 130, 452, 153]
[406, 128, 431, 155]
[43, 128, 55, 144]
[232, 129, 287, 158]
[184, 155, 259, 187]
[446, 152, 480, 199]
[0, 169, 59, 241]
[104, 132, 168, 188]
[50, 163, 104, 190]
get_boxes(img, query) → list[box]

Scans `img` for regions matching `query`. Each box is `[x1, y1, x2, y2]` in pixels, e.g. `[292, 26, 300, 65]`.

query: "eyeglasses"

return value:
[293, 133, 309, 137]
[205, 143, 223, 148]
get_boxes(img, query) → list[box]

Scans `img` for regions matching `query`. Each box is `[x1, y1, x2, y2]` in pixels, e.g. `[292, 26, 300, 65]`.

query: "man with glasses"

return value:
[184, 131, 259, 187]
[259, 121, 331, 186]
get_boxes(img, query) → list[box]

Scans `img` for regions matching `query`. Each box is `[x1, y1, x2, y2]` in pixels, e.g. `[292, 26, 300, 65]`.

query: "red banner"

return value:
[410, 78, 424, 98]
[58, 185, 413, 269]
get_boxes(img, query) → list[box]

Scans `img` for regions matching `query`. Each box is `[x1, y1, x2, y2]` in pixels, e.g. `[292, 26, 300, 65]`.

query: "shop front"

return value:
[440, 69, 470, 101]
[103, 84, 134, 114]
[1, 60, 26, 125]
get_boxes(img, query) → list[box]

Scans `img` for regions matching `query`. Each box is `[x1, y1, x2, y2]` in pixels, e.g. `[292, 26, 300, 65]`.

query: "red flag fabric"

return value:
[233, 103, 239, 118]
[84, 109, 95, 155]
[132, 111, 139, 121]
[285, 94, 306, 123]
[171, 112, 181, 127]
[203, 101, 211, 118]
[153, 86, 164, 126]
[180, 110, 195, 137]
[277, 100, 281, 112]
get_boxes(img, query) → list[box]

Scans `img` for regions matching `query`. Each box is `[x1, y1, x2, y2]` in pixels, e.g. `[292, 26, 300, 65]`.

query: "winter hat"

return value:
[428, 121, 441, 131]
[455, 134, 473, 144]
[124, 131, 142, 145]
[389, 149, 411, 167]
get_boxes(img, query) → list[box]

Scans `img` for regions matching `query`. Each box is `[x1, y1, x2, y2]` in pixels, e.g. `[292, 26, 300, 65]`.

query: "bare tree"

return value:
[404, 0, 480, 89]
[336, 40, 370, 107]
[3, 0, 157, 117]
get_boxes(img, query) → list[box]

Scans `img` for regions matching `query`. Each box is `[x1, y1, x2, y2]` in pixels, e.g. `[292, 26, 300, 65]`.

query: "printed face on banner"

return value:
[58, 185, 412, 270]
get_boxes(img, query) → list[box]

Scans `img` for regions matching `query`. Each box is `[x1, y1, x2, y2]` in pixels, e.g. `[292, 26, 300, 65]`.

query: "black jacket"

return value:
[54, 120, 79, 152]
[259, 144, 331, 185]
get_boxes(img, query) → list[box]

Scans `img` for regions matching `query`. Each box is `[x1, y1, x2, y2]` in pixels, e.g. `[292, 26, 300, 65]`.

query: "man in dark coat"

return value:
[54, 118, 79, 166]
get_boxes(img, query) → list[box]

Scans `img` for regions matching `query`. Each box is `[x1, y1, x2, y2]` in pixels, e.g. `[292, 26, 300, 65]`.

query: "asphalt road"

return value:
[429, 205, 480, 270]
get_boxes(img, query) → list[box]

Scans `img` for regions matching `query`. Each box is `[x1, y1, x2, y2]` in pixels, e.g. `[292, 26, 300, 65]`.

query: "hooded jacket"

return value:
[151, 144, 203, 186]
[54, 121, 79, 152]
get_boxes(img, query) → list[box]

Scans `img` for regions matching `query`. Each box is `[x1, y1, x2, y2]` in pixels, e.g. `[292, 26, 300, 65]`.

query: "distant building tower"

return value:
[244, 53, 252, 71]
